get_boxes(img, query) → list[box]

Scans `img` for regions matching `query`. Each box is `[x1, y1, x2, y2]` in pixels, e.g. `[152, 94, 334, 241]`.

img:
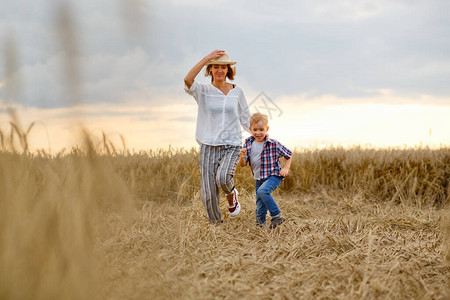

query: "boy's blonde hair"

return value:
[250, 112, 269, 127]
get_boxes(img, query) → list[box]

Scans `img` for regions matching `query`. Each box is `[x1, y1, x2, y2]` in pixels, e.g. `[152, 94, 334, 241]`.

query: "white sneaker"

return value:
[227, 189, 241, 216]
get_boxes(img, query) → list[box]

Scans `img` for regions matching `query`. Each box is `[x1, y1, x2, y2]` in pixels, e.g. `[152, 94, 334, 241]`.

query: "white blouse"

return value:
[185, 81, 251, 146]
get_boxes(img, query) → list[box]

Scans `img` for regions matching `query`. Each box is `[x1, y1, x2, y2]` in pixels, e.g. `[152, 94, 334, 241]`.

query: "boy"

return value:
[239, 112, 292, 228]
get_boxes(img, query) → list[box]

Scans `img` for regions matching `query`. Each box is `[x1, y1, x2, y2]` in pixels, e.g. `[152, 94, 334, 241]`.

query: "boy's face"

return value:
[250, 120, 269, 143]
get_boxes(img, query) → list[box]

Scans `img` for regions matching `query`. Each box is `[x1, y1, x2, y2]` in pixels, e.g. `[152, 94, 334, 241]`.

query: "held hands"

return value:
[240, 148, 247, 158]
[239, 148, 247, 167]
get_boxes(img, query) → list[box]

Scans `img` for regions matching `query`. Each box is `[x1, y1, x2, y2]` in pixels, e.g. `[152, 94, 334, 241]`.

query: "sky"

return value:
[1, 0, 449, 152]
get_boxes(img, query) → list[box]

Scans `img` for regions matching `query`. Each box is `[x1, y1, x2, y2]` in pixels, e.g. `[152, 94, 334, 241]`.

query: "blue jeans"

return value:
[255, 175, 283, 225]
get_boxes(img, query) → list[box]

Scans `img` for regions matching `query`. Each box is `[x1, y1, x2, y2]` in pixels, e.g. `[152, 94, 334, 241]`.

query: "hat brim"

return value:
[206, 61, 237, 66]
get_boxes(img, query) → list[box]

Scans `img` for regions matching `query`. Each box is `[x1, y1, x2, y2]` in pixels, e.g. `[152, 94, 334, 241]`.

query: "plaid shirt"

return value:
[243, 136, 292, 181]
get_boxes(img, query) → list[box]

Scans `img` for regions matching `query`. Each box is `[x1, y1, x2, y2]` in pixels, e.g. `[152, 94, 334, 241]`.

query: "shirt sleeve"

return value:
[243, 139, 251, 164]
[237, 88, 251, 134]
[184, 81, 202, 103]
[277, 141, 292, 160]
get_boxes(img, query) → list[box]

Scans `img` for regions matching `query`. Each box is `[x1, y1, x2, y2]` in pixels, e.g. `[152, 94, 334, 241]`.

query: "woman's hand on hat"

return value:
[206, 50, 226, 61]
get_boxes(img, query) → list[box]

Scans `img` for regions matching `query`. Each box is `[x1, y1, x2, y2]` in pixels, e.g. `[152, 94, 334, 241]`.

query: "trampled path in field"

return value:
[98, 192, 449, 299]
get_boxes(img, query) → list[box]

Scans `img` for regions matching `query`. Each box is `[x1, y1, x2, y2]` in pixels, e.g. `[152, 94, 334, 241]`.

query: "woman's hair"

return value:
[204, 64, 235, 81]
[250, 112, 269, 127]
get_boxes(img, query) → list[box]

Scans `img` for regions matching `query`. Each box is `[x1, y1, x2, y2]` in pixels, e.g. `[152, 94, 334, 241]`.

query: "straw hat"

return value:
[206, 51, 237, 66]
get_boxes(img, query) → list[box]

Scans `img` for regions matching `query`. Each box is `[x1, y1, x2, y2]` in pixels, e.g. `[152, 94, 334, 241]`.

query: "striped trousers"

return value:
[199, 144, 241, 223]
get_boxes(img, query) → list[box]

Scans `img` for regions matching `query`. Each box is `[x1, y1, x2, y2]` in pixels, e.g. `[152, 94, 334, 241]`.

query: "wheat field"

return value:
[0, 123, 449, 299]
[2, 2, 449, 298]
[97, 192, 449, 299]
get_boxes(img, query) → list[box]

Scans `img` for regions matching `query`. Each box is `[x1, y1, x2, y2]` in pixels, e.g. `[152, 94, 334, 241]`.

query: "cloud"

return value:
[0, 46, 187, 108]
[1, 93, 449, 152]
[1, 0, 449, 109]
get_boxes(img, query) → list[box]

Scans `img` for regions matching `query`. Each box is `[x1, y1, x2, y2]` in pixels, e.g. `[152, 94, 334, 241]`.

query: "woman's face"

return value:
[211, 64, 228, 81]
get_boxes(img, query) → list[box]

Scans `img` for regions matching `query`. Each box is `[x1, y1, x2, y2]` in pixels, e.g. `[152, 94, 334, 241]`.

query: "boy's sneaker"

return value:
[256, 222, 265, 228]
[227, 189, 240, 216]
[269, 216, 285, 229]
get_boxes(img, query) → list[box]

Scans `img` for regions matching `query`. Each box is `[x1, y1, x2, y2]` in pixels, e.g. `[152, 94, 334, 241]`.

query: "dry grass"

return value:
[1, 122, 449, 299]
[98, 192, 449, 299]
[0, 123, 135, 299]
[113, 146, 450, 207]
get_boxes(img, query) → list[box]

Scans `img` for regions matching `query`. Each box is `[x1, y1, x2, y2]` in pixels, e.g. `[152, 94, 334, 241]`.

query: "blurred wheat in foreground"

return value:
[0, 123, 449, 299]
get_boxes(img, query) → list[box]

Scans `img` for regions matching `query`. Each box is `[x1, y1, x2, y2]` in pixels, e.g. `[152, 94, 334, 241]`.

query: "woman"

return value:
[184, 50, 251, 224]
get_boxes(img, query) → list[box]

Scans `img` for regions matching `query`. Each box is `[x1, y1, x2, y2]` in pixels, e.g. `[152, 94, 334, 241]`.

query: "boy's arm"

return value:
[280, 156, 291, 177]
[279, 140, 292, 177]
